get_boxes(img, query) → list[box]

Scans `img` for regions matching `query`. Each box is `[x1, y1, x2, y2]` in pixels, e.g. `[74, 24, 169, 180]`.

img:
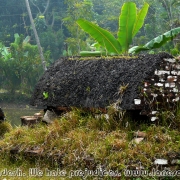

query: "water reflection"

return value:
[3, 107, 41, 126]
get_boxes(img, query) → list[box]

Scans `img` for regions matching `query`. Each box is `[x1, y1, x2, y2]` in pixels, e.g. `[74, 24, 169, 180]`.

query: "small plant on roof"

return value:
[43, 91, 49, 99]
[77, 2, 180, 56]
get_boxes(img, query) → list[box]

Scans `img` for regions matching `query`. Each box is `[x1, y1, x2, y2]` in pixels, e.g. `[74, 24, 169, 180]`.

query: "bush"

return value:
[0, 34, 45, 95]
[0, 121, 12, 138]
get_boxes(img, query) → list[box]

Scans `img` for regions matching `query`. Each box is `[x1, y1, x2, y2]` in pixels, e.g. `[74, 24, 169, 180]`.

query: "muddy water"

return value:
[2, 105, 42, 126]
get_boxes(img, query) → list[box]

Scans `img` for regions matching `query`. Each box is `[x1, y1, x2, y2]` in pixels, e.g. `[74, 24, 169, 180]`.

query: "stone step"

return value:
[21, 113, 43, 127]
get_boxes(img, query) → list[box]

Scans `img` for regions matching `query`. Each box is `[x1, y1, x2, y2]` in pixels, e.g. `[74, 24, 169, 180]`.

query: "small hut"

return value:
[30, 53, 180, 121]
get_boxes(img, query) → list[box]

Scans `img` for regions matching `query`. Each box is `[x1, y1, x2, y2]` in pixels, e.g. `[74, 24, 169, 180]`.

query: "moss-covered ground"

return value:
[0, 108, 180, 180]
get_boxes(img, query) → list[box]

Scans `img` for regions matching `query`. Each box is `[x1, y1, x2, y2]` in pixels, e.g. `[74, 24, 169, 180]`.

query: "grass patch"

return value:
[0, 108, 180, 179]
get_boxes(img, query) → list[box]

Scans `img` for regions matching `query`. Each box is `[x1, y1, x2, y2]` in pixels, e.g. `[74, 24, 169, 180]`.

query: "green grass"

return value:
[0, 108, 180, 180]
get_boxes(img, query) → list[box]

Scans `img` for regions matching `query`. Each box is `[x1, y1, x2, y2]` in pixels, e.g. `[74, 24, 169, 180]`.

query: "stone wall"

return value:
[134, 57, 180, 121]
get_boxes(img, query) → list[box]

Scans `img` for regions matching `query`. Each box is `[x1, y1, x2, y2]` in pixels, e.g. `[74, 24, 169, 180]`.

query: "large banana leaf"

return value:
[128, 46, 149, 54]
[129, 27, 180, 53]
[1, 46, 12, 61]
[14, 33, 20, 45]
[77, 19, 122, 54]
[144, 27, 180, 49]
[132, 3, 149, 37]
[23, 36, 30, 44]
[118, 2, 136, 52]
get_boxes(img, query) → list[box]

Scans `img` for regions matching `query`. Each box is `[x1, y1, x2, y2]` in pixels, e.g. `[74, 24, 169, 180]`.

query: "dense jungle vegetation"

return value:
[0, 0, 180, 100]
[1, 1, 180, 180]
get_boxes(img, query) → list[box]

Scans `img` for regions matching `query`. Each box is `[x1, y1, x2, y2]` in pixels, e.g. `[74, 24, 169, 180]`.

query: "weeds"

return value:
[0, 108, 180, 179]
[0, 121, 12, 138]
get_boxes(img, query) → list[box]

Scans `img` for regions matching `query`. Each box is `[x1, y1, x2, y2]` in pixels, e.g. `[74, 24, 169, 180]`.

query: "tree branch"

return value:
[30, 0, 41, 14]
[25, 0, 47, 71]
[43, 0, 50, 15]
[51, 12, 55, 27]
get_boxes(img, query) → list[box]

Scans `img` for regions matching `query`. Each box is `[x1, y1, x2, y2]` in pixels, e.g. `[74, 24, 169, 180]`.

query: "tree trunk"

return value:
[25, 0, 47, 71]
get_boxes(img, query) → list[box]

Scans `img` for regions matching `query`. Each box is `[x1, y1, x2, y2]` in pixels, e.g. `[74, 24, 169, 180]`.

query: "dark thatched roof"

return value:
[30, 53, 173, 110]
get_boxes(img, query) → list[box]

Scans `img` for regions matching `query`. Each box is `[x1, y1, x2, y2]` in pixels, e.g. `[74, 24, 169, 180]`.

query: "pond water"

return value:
[2, 105, 42, 126]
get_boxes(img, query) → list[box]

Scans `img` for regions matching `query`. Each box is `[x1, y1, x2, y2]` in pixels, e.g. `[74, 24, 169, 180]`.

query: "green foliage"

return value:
[77, 19, 121, 55]
[171, 43, 180, 56]
[129, 27, 180, 53]
[0, 33, 45, 95]
[63, 0, 94, 55]
[118, 2, 137, 53]
[78, 1, 180, 56]
[39, 28, 64, 61]
[80, 51, 107, 57]
[65, 37, 80, 56]
[1, 0, 180, 57]
[0, 43, 12, 61]
[176, 43, 180, 50]
[0, 108, 180, 177]
[77, 2, 149, 56]
[34, 14, 47, 31]
[43, 92, 49, 99]
[0, 122, 12, 138]
[118, 2, 149, 53]
[170, 48, 179, 56]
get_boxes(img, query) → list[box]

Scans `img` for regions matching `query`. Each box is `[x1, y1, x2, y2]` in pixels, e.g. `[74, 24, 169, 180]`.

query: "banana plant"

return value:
[77, 19, 122, 55]
[77, 2, 149, 56]
[0, 43, 12, 61]
[129, 27, 180, 54]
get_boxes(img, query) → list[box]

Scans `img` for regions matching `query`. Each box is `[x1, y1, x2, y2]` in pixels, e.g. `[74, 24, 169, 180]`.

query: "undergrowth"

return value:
[0, 108, 180, 180]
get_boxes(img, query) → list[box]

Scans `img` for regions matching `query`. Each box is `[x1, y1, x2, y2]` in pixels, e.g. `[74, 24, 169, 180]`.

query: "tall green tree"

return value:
[63, 0, 95, 55]
[29, 0, 66, 61]
[0, 34, 45, 94]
